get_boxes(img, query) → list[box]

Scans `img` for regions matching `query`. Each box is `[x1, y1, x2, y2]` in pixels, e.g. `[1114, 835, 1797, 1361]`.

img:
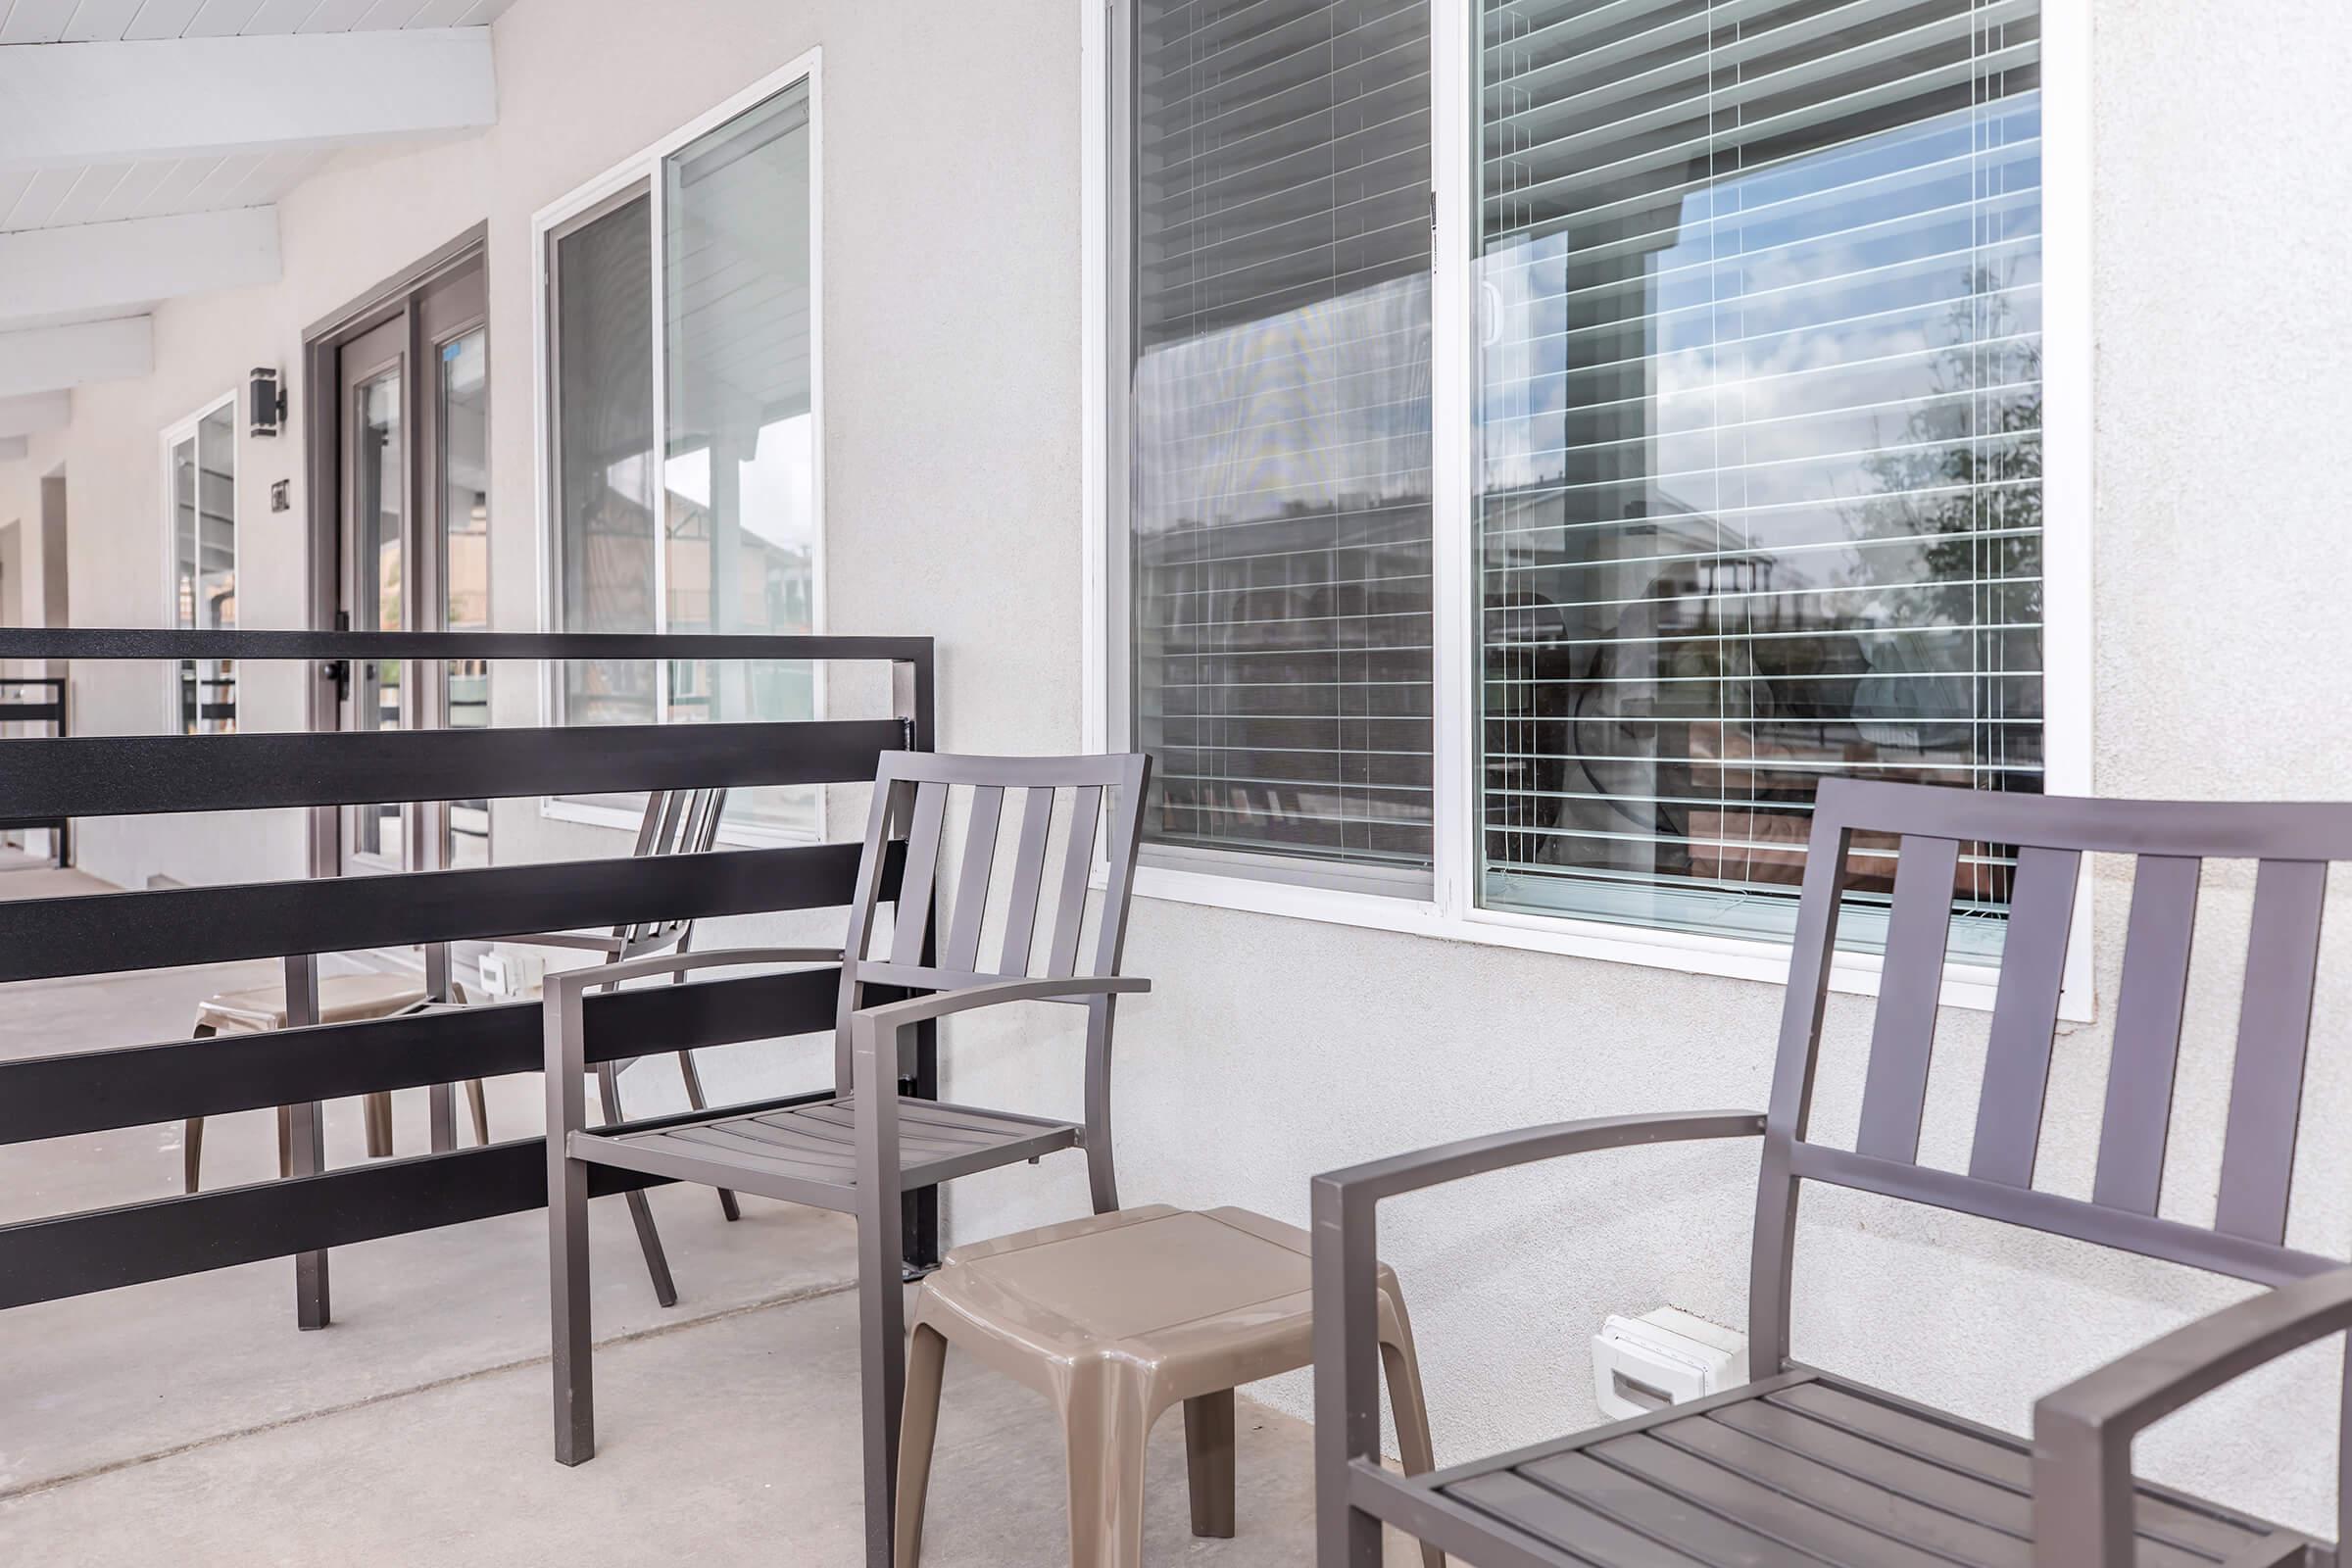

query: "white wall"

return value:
[1, 0, 2348, 1536]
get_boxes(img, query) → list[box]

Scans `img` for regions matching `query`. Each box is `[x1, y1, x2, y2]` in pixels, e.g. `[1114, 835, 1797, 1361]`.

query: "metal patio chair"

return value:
[518, 784, 743, 1308]
[1316, 779, 2352, 1568]
[544, 751, 1151, 1568]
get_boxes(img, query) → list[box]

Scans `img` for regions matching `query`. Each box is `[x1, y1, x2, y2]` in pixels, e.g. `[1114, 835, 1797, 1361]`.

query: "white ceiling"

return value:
[0, 0, 515, 231]
[0, 0, 517, 46]
[0, 1, 509, 427]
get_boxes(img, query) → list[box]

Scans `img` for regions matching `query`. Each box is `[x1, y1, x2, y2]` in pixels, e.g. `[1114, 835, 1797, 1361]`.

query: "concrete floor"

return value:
[0, 858, 1411, 1565]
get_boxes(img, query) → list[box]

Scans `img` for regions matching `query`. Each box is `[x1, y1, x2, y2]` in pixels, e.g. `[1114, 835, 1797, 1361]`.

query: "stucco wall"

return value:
[2, 0, 2348, 1536]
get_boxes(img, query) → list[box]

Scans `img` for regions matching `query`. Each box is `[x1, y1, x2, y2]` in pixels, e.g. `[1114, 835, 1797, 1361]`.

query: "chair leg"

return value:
[597, 1061, 676, 1308]
[1183, 1391, 1236, 1539]
[895, 1320, 950, 1568]
[855, 1208, 906, 1568]
[465, 1079, 489, 1146]
[1061, 1361, 1152, 1568]
[550, 1135, 594, 1466]
[674, 1050, 740, 1222]
[1378, 1277, 1446, 1568]
[363, 1091, 393, 1158]
[181, 1022, 216, 1195]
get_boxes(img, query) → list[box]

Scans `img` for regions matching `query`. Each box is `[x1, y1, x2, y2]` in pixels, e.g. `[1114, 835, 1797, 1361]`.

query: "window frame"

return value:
[1082, 0, 2096, 1017]
[160, 390, 239, 735]
[529, 48, 827, 849]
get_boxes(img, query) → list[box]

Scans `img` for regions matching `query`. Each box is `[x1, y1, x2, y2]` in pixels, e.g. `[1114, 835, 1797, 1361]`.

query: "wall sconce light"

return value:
[249, 367, 286, 438]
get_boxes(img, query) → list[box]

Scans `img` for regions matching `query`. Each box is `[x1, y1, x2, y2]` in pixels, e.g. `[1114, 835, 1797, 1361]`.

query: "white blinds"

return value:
[1129, 0, 1437, 881]
[1474, 0, 2042, 947]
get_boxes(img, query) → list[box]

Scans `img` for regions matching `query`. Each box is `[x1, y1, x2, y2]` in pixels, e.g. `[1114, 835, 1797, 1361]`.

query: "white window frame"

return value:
[1081, 0, 2095, 1018]
[160, 390, 239, 731]
[529, 48, 827, 849]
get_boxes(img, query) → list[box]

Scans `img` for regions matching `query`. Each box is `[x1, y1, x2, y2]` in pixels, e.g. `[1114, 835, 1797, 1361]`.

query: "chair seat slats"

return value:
[576, 1095, 1081, 1207]
[2093, 855, 2203, 1216]
[1855, 835, 1961, 1163]
[2214, 859, 2330, 1245]
[1427, 1376, 2296, 1568]
[1970, 846, 2082, 1187]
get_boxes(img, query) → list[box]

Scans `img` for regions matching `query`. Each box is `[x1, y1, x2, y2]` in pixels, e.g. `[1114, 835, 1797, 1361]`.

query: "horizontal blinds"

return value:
[1132, 0, 1437, 875]
[1475, 0, 2042, 938]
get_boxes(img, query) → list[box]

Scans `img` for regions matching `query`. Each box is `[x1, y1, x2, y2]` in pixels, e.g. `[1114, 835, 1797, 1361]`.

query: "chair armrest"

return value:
[515, 931, 628, 955]
[849, 974, 1151, 1036]
[1311, 1110, 1766, 1544]
[540, 946, 846, 1139]
[542, 945, 845, 1000]
[2031, 1262, 2352, 1567]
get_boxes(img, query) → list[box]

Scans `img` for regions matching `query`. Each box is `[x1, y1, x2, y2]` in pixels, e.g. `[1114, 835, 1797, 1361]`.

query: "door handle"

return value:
[320, 660, 350, 702]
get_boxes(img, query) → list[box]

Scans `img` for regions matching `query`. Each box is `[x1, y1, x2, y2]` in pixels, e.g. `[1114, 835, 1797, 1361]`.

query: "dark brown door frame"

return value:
[299, 221, 489, 879]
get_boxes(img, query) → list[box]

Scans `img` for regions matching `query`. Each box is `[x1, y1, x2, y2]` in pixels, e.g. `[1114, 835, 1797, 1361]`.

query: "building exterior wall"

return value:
[0, 0, 2347, 1535]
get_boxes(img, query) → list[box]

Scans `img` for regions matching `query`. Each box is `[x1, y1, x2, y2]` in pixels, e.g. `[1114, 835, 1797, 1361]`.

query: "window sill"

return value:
[1118, 862, 2095, 1023]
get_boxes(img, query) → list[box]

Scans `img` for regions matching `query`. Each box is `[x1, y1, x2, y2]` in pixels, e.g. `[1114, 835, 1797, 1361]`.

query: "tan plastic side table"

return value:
[896, 1204, 1444, 1568]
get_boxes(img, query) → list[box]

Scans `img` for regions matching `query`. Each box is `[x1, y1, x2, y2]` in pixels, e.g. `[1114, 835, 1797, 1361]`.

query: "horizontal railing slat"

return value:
[0, 841, 905, 983]
[0, 1099, 842, 1311]
[0, 719, 908, 819]
[0, 629, 931, 662]
[0, 968, 858, 1145]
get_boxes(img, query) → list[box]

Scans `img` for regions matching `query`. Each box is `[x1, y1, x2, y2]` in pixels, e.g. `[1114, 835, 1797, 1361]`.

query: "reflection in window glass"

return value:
[662, 81, 818, 839]
[171, 402, 237, 734]
[1473, 0, 2043, 956]
[355, 369, 405, 858]
[1127, 0, 1435, 889]
[552, 192, 658, 733]
[440, 327, 492, 868]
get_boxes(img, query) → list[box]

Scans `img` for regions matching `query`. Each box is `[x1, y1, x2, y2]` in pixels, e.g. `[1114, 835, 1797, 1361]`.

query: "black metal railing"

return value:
[0, 629, 934, 1328]
[0, 674, 70, 866]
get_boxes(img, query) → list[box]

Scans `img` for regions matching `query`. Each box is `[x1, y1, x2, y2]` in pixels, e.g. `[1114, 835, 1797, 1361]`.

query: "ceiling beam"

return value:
[0, 318, 151, 398]
[0, 208, 281, 326]
[0, 391, 71, 441]
[0, 28, 496, 173]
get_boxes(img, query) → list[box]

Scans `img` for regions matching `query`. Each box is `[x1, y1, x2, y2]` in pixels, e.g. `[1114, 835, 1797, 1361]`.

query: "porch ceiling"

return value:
[0, 0, 515, 443]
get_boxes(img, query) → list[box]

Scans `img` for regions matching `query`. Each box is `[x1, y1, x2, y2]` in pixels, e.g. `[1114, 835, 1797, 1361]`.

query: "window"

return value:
[538, 63, 821, 841]
[440, 326, 493, 867]
[165, 397, 236, 735]
[1119, 0, 1436, 896]
[1102, 0, 2082, 984]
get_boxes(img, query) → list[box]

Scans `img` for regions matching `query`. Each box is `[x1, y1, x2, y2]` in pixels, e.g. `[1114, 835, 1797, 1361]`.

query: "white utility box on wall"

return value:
[1591, 1306, 1748, 1420]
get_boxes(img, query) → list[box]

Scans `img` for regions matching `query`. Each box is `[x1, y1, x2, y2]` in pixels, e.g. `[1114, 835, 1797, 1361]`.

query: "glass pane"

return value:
[439, 327, 491, 868]
[1128, 0, 1435, 886]
[171, 407, 237, 735]
[662, 83, 817, 839]
[553, 192, 658, 744]
[1471, 0, 2043, 956]
[355, 369, 404, 858]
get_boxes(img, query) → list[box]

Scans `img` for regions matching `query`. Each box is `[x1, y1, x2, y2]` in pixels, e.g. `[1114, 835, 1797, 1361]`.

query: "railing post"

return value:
[894, 652, 942, 1276]
[283, 952, 330, 1329]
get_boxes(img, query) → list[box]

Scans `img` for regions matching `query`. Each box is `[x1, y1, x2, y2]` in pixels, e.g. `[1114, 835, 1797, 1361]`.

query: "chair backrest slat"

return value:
[2214, 858, 2329, 1245]
[1751, 779, 2352, 1374]
[889, 781, 950, 964]
[997, 786, 1057, 974]
[2090, 854, 2202, 1215]
[1046, 786, 1102, 978]
[1854, 834, 1959, 1163]
[1968, 845, 2082, 1187]
[944, 785, 1005, 972]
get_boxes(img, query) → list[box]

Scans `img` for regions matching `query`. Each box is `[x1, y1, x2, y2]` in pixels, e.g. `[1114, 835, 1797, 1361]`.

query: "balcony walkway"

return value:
[0, 855, 1384, 1565]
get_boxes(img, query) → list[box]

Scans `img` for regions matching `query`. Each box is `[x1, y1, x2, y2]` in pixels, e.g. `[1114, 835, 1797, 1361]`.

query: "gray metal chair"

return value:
[1316, 778, 2352, 1568]
[544, 751, 1152, 1568]
[524, 784, 741, 1309]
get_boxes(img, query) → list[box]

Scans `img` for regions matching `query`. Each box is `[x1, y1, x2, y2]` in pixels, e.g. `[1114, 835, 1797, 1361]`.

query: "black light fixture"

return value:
[249, 367, 285, 438]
